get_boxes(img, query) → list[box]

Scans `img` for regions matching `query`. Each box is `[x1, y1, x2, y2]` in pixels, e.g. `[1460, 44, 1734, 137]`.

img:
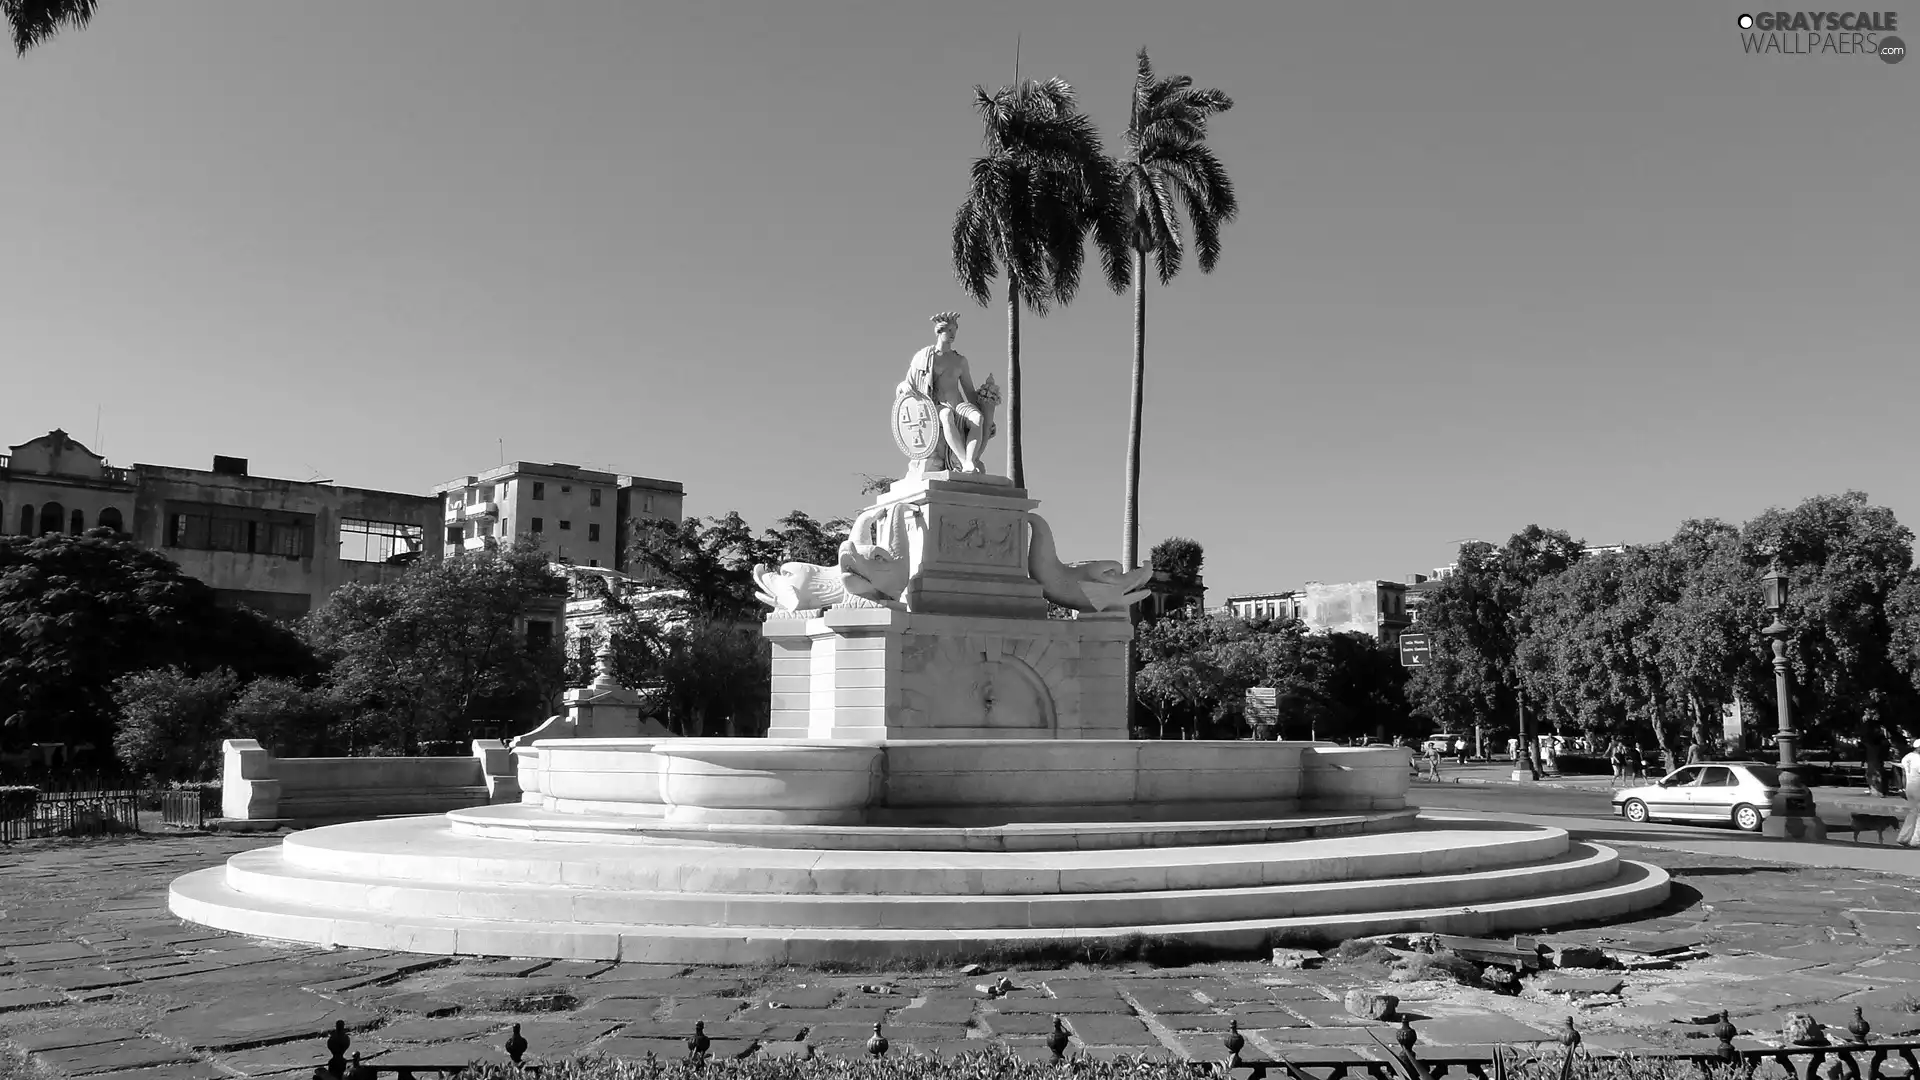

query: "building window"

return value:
[38, 503, 65, 536]
[533, 482, 544, 501]
[560, 485, 571, 494]
[98, 507, 123, 533]
[643, 495, 654, 513]
[589, 488, 602, 508]
[340, 518, 426, 564]
[589, 558, 599, 567]
[526, 619, 554, 653]
[531, 517, 544, 534]
[17, 504, 31, 535]
[481, 484, 495, 501]
[69, 509, 84, 534]
[588, 523, 600, 542]
[446, 525, 462, 546]
[559, 520, 572, 531]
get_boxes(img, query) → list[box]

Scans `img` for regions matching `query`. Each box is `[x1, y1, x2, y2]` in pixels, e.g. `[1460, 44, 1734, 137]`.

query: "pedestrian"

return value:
[1629, 741, 1646, 781]
[1685, 741, 1703, 766]
[1454, 737, 1468, 765]
[1424, 743, 1442, 782]
[1896, 739, 1920, 847]
[1608, 740, 1627, 785]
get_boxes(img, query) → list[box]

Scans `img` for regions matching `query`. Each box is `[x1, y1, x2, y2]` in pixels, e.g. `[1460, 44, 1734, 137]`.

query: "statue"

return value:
[1027, 513, 1154, 613]
[893, 312, 998, 475]
[752, 502, 913, 613]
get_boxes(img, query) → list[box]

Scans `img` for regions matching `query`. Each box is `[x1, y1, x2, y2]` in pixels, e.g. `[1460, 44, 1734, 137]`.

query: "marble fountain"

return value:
[170, 313, 1668, 963]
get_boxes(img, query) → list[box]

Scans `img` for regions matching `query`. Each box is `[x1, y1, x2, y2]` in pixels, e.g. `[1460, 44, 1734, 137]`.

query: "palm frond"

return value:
[5, 0, 96, 56]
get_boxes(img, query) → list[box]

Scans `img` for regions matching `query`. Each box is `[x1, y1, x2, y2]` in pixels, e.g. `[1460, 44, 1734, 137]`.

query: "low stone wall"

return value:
[220, 739, 521, 824]
[1299, 745, 1410, 812]
[518, 738, 1406, 826]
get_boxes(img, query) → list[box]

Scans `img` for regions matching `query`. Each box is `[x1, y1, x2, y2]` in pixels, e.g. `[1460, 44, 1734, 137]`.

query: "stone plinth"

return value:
[764, 607, 1130, 740]
[879, 477, 1046, 618]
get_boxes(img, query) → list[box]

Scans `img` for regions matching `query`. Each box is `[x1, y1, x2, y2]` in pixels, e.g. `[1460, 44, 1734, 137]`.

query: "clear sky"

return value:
[3, 1, 1915, 603]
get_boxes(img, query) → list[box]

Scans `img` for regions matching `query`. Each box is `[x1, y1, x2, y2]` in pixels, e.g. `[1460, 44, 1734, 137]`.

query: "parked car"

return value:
[1610, 761, 1782, 832]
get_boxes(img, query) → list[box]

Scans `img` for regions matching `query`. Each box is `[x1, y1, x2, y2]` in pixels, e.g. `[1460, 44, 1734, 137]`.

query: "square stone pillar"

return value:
[761, 605, 1131, 741]
[878, 477, 1047, 619]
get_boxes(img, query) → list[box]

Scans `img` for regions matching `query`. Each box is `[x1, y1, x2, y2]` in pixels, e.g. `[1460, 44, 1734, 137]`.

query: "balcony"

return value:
[463, 501, 499, 520]
[462, 535, 495, 552]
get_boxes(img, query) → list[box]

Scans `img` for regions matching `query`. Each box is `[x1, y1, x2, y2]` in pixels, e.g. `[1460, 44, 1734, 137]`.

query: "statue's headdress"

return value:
[931, 312, 960, 329]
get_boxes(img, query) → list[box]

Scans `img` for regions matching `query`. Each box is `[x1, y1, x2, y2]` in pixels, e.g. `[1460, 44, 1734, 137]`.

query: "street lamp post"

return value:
[1758, 563, 1826, 841]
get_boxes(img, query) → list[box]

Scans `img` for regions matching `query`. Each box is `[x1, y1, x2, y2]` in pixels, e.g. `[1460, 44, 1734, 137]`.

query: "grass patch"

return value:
[1393, 950, 1484, 986]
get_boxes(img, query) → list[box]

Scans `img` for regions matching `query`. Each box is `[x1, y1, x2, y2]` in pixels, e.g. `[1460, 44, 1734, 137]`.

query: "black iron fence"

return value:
[305, 1013, 1920, 1080]
[0, 775, 143, 841]
[159, 787, 219, 829]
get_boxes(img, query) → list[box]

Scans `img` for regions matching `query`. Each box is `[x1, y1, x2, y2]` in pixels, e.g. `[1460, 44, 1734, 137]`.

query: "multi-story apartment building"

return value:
[434, 462, 685, 573]
[2, 429, 442, 620]
[1223, 579, 1412, 644]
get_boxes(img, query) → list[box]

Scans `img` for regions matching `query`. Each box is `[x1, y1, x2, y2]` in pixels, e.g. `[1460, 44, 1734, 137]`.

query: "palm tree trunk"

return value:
[1006, 280, 1023, 487]
[1123, 249, 1146, 569]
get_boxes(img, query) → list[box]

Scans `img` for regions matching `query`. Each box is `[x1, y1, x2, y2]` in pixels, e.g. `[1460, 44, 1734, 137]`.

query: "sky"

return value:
[3, 1, 1916, 603]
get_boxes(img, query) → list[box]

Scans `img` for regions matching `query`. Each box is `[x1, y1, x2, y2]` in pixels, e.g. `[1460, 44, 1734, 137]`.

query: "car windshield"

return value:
[1742, 765, 1781, 786]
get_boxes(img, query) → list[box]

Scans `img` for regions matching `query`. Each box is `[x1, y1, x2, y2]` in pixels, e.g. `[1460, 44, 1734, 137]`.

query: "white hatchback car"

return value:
[1610, 761, 1782, 832]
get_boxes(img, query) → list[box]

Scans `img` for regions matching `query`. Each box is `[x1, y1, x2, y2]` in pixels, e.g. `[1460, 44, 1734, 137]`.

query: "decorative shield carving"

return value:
[892, 389, 943, 462]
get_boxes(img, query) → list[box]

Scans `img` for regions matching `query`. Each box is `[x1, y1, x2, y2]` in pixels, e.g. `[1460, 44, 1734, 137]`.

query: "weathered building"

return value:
[1223, 579, 1411, 644]
[132, 456, 441, 620]
[435, 461, 684, 576]
[3, 429, 442, 621]
[1, 429, 136, 538]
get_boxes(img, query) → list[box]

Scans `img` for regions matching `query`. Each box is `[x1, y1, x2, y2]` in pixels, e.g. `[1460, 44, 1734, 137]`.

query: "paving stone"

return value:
[893, 999, 975, 1024]
[618, 1019, 799, 1041]
[539, 961, 616, 979]
[1412, 1017, 1559, 1045]
[599, 1036, 753, 1061]
[1692, 955, 1827, 976]
[349, 955, 450, 976]
[77, 1064, 228, 1080]
[217, 1037, 387, 1077]
[1124, 989, 1210, 1013]
[0, 986, 66, 1011]
[374, 1018, 506, 1044]
[1042, 979, 1123, 999]
[355, 989, 461, 1016]
[503, 1019, 622, 1057]
[1060, 1014, 1157, 1045]
[22, 966, 140, 991]
[662, 997, 747, 1022]
[980, 1012, 1060, 1036]
[1258, 1027, 1397, 1047]
[1537, 974, 1627, 996]
[1261, 983, 1333, 1002]
[6, 941, 98, 964]
[152, 992, 380, 1049]
[1218, 1008, 1309, 1029]
[11, 1027, 147, 1052]
[998, 996, 1129, 1013]
[1283, 999, 1393, 1026]
[761, 985, 838, 1009]
[734, 1007, 887, 1028]
[1849, 960, 1920, 982]
[456, 958, 551, 978]
[32, 1038, 197, 1075]
[576, 997, 662, 1022]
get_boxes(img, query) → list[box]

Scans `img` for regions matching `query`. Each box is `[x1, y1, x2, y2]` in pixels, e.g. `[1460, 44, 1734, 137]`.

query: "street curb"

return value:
[1421, 775, 1612, 792]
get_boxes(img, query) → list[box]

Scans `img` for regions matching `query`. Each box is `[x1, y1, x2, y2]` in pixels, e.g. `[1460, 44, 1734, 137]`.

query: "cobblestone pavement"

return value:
[5, 832, 1920, 1078]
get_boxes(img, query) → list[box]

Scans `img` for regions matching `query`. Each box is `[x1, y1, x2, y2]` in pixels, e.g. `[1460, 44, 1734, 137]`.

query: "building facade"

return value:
[2, 430, 442, 621]
[435, 462, 685, 573]
[1223, 579, 1411, 644]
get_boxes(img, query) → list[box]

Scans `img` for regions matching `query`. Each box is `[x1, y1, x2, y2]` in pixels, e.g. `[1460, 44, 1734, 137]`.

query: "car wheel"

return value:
[1733, 804, 1762, 832]
[1623, 799, 1650, 824]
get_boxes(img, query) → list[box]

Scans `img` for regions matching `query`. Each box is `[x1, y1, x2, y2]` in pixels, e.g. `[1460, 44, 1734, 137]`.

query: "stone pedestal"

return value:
[764, 606, 1131, 740]
[879, 476, 1047, 619]
[559, 676, 647, 739]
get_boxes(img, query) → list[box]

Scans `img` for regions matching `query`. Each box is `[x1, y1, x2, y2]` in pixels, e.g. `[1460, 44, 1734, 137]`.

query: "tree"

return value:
[110, 667, 241, 783]
[624, 512, 772, 620]
[303, 537, 567, 753]
[953, 77, 1129, 487]
[1149, 536, 1205, 587]
[1116, 49, 1237, 569]
[1740, 492, 1917, 777]
[0, 529, 315, 758]
[4, 0, 94, 56]
[225, 676, 347, 758]
[762, 510, 853, 569]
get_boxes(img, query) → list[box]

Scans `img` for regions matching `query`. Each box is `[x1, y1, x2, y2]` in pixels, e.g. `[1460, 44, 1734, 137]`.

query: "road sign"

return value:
[1399, 633, 1432, 668]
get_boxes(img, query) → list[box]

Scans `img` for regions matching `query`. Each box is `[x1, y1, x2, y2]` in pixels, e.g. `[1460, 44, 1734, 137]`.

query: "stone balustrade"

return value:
[219, 739, 521, 825]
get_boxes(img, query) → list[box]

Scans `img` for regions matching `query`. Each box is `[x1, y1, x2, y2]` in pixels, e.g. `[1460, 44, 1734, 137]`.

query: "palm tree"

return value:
[5, 0, 96, 56]
[953, 77, 1128, 489]
[1117, 49, 1237, 569]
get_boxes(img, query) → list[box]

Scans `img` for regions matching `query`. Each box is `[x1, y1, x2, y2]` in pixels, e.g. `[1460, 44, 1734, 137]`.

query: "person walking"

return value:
[1454, 737, 1468, 766]
[1424, 743, 1442, 782]
[1608, 739, 1628, 786]
[1629, 741, 1646, 782]
[1895, 739, 1920, 846]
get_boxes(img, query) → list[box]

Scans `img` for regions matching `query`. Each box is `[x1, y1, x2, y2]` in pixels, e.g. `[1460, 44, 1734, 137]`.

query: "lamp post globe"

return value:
[1758, 562, 1825, 841]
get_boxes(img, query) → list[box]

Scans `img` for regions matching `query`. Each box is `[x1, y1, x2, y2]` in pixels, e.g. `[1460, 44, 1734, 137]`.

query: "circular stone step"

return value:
[292, 815, 1569, 896]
